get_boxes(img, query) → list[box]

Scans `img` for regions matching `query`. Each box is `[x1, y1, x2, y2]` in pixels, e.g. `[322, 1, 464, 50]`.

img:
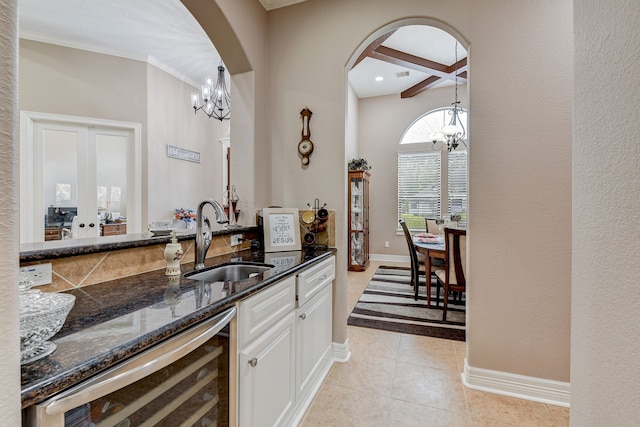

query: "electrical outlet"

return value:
[230, 234, 243, 246]
[20, 262, 52, 287]
[384, 241, 390, 248]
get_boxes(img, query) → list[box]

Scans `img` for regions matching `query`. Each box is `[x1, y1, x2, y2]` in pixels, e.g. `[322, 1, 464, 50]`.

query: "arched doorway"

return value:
[344, 17, 470, 336]
[345, 17, 469, 250]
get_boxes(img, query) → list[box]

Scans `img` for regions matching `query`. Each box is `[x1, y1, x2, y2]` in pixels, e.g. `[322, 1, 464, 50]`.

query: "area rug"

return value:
[347, 266, 466, 341]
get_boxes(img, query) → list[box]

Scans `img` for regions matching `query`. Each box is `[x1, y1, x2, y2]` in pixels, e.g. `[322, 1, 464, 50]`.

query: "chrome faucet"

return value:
[195, 198, 229, 270]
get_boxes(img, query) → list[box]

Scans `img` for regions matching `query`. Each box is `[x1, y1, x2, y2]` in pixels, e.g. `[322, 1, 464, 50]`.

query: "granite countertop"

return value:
[20, 247, 336, 408]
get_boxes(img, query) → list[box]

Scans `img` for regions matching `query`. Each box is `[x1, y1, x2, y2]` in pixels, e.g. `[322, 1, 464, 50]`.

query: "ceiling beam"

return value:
[353, 30, 396, 68]
[353, 35, 470, 98]
[401, 75, 442, 98]
[372, 45, 451, 78]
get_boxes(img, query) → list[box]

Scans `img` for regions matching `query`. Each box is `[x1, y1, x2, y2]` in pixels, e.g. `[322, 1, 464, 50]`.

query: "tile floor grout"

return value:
[299, 260, 570, 427]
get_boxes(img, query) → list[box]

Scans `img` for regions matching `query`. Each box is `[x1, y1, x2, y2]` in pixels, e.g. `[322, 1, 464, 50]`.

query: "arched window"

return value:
[398, 107, 468, 230]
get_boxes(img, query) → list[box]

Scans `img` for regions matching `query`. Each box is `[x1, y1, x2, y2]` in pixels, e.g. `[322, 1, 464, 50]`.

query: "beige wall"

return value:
[145, 63, 228, 224]
[358, 85, 468, 256]
[3, 0, 640, 421]
[183, 0, 271, 219]
[572, 0, 640, 423]
[0, 0, 22, 423]
[19, 40, 228, 229]
[266, 0, 572, 383]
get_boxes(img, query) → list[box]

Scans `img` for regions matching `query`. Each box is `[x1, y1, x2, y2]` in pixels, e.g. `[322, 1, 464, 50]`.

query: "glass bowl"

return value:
[19, 290, 75, 365]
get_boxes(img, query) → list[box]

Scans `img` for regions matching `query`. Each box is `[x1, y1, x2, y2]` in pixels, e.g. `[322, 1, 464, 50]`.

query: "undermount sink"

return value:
[184, 262, 275, 282]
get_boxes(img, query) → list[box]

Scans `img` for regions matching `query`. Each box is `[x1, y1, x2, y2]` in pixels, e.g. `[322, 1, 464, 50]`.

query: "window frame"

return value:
[397, 107, 468, 232]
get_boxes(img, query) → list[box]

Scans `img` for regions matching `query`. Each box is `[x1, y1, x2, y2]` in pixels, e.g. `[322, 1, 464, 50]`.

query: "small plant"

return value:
[348, 158, 371, 171]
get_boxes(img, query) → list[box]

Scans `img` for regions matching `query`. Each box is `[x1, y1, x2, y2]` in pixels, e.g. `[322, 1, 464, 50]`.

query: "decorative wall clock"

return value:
[298, 107, 314, 165]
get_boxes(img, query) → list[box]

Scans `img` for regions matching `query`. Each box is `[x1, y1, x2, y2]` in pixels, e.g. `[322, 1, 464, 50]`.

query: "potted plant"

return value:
[348, 158, 371, 171]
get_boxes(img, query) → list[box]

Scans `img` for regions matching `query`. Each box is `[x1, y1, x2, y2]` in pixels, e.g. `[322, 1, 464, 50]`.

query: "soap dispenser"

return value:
[164, 230, 183, 276]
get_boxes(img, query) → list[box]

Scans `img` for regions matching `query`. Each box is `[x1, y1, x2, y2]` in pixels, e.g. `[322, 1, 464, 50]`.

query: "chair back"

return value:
[425, 218, 439, 234]
[399, 219, 419, 273]
[444, 227, 466, 287]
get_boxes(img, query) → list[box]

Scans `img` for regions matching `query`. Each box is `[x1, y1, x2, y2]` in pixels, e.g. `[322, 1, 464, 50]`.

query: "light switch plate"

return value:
[20, 263, 52, 287]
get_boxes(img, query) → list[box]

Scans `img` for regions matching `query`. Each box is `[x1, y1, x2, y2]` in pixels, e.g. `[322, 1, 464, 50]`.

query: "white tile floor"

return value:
[299, 261, 570, 427]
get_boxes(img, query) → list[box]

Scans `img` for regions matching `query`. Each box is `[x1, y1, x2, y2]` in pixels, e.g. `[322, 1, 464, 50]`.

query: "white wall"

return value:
[0, 0, 23, 423]
[572, 0, 640, 423]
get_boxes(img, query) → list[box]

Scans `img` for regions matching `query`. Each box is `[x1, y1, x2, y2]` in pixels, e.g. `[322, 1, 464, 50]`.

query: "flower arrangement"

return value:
[348, 158, 371, 171]
[175, 208, 196, 223]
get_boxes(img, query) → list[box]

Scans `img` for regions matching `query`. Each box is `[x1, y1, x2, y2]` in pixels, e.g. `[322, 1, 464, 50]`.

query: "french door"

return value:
[20, 112, 141, 243]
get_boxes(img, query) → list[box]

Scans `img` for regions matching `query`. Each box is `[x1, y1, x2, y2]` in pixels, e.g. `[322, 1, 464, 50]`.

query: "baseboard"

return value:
[462, 359, 570, 407]
[332, 338, 351, 362]
[370, 254, 409, 263]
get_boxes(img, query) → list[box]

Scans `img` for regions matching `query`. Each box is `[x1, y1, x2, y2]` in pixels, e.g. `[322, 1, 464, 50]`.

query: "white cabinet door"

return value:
[238, 311, 296, 427]
[296, 284, 333, 402]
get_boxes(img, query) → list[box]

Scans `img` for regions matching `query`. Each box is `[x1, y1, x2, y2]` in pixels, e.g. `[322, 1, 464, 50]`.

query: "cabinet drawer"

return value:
[296, 256, 335, 307]
[238, 276, 296, 348]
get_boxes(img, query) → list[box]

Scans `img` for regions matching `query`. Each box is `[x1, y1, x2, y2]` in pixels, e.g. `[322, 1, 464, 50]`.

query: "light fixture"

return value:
[431, 40, 467, 152]
[375, 76, 384, 82]
[191, 62, 230, 121]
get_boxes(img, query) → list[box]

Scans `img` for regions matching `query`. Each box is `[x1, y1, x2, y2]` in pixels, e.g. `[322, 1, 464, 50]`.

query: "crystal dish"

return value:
[20, 290, 75, 365]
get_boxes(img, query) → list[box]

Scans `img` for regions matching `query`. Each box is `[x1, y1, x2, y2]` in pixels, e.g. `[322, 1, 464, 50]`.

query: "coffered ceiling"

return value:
[18, 0, 466, 100]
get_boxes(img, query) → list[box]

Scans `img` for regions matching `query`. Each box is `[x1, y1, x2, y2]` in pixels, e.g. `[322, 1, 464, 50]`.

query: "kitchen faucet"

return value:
[195, 198, 229, 270]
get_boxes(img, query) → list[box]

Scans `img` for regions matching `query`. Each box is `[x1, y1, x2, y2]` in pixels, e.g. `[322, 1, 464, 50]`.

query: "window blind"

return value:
[447, 149, 468, 228]
[397, 152, 441, 230]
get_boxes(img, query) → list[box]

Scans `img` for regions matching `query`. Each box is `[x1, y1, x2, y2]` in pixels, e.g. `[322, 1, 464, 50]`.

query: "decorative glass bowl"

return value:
[19, 290, 75, 365]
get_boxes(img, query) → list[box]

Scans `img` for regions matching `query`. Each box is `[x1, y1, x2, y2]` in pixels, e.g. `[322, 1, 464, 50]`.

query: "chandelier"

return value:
[191, 63, 230, 121]
[430, 41, 467, 152]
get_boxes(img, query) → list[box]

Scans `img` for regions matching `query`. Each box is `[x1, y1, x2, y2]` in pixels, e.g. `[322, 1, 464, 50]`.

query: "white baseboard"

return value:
[332, 338, 351, 363]
[462, 359, 570, 407]
[370, 254, 409, 263]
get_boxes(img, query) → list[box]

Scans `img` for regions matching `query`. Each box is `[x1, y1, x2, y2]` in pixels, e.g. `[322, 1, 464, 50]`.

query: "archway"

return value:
[343, 17, 470, 341]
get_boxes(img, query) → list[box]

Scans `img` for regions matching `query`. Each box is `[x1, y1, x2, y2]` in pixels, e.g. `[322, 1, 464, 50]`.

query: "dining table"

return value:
[413, 235, 446, 308]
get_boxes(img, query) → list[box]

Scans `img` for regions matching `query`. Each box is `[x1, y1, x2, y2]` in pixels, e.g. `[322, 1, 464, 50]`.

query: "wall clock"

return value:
[298, 107, 314, 165]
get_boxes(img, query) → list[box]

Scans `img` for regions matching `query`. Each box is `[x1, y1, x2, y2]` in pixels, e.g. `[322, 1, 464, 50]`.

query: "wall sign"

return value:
[263, 207, 301, 252]
[167, 145, 201, 163]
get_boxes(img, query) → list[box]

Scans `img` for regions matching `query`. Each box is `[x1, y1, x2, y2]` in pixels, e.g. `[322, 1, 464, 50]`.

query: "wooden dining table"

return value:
[413, 237, 446, 308]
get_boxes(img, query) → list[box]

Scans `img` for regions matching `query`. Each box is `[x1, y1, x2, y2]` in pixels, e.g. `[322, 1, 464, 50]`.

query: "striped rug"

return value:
[347, 266, 465, 341]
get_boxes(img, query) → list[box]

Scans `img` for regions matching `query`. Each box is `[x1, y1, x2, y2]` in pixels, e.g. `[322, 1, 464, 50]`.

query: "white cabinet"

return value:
[238, 311, 296, 427]
[295, 284, 332, 404]
[237, 277, 296, 427]
[236, 256, 335, 427]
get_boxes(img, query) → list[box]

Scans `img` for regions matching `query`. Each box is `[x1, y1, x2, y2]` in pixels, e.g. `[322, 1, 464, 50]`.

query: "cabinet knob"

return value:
[248, 358, 258, 367]
[89, 223, 95, 228]
[79, 223, 85, 228]
[299, 313, 307, 320]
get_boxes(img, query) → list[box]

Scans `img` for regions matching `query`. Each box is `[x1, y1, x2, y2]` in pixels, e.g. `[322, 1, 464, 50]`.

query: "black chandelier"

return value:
[191, 63, 230, 121]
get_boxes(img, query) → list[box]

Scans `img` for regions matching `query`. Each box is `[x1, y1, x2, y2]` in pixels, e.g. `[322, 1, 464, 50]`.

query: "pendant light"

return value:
[191, 63, 230, 121]
[431, 40, 467, 152]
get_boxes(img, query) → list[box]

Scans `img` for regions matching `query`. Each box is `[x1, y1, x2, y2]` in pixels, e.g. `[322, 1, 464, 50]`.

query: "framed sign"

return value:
[263, 208, 301, 252]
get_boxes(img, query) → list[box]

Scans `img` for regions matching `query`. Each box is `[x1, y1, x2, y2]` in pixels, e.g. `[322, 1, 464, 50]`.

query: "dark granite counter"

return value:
[20, 247, 336, 408]
[20, 226, 259, 262]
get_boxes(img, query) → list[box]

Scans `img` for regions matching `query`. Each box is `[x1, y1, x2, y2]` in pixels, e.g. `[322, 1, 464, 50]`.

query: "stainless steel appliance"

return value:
[28, 307, 235, 427]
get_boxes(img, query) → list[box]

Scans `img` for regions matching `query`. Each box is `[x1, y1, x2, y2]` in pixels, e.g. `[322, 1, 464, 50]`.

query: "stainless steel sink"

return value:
[184, 262, 275, 282]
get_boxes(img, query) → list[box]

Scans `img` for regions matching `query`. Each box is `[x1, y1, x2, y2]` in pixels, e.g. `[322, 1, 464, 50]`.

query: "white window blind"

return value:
[398, 152, 441, 230]
[448, 150, 468, 228]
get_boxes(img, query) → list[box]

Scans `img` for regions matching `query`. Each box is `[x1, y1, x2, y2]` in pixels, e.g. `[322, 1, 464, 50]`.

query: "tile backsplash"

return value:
[23, 234, 251, 293]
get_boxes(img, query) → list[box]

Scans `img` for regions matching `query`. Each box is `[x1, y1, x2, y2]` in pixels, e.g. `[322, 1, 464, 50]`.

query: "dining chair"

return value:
[399, 219, 425, 300]
[435, 227, 466, 321]
[425, 218, 439, 235]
